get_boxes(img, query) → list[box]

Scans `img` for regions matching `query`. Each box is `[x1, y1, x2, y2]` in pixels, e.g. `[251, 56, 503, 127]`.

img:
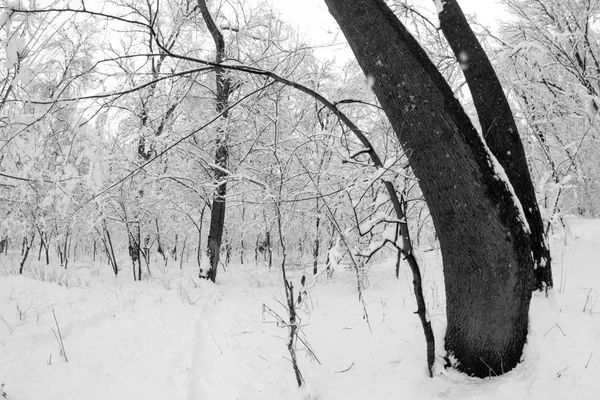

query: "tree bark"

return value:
[324, 0, 533, 378]
[198, 0, 232, 283]
[436, 0, 552, 292]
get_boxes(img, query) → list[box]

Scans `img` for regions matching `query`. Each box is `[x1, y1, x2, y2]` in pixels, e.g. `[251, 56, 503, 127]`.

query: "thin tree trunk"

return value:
[172, 234, 178, 262]
[180, 235, 187, 269]
[266, 231, 272, 269]
[103, 220, 118, 276]
[324, 0, 533, 378]
[199, 0, 232, 283]
[63, 228, 69, 269]
[37, 232, 44, 261]
[19, 232, 35, 274]
[240, 202, 245, 265]
[136, 223, 142, 280]
[437, 0, 552, 292]
[196, 204, 206, 273]
[313, 197, 320, 275]
[155, 218, 167, 268]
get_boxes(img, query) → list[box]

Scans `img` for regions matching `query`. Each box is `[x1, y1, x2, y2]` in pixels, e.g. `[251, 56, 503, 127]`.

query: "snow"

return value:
[476, 129, 531, 234]
[1, 218, 600, 399]
[432, 0, 446, 29]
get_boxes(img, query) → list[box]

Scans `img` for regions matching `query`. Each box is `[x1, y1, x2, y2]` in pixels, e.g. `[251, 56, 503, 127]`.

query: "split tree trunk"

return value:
[436, 0, 552, 291]
[324, 0, 533, 378]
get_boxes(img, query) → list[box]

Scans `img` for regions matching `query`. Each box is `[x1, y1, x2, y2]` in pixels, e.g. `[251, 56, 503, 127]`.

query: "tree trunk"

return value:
[103, 220, 118, 276]
[19, 232, 35, 274]
[37, 233, 43, 261]
[313, 198, 320, 275]
[266, 230, 272, 269]
[324, 0, 533, 378]
[240, 202, 245, 265]
[180, 235, 187, 269]
[63, 230, 69, 269]
[155, 218, 167, 268]
[199, 0, 232, 283]
[436, 0, 552, 292]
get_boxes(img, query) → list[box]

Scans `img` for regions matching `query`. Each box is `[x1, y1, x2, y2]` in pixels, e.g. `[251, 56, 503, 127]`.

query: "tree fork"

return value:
[324, 0, 533, 378]
[436, 0, 552, 292]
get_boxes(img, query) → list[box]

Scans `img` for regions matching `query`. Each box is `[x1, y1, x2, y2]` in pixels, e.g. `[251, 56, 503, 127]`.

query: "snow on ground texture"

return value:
[1, 219, 599, 400]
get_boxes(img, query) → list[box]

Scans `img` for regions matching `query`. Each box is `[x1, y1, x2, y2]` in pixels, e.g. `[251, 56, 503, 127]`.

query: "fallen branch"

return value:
[335, 362, 355, 373]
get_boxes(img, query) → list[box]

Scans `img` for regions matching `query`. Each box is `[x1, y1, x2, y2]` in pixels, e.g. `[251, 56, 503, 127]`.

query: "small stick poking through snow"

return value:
[335, 362, 355, 373]
[51, 309, 68, 362]
[211, 333, 223, 355]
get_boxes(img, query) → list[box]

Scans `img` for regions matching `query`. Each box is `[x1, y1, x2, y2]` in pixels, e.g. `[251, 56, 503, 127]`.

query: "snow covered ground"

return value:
[0, 218, 598, 400]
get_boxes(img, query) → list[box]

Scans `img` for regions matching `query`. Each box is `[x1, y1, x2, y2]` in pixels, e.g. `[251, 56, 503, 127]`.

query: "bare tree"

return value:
[324, 0, 534, 378]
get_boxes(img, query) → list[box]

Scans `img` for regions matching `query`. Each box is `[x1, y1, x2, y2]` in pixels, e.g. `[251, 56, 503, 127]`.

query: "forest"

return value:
[0, 0, 599, 399]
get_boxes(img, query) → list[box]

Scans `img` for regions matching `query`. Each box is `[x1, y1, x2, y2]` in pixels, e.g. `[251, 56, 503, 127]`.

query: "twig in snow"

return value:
[51, 309, 68, 362]
[544, 323, 567, 338]
[335, 362, 355, 373]
[0, 315, 13, 334]
[211, 333, 223, 355]
[585, 353, 593, 369]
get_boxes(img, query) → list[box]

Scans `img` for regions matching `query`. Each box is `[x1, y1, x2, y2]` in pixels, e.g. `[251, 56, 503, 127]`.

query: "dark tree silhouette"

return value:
[324, 0, 534, 377]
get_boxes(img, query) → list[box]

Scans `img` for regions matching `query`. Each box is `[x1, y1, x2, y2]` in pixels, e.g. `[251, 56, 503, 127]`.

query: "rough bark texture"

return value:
[324, 0, 533, 377]
[437, 0, 552, 292]
[199, 0, 232, 283]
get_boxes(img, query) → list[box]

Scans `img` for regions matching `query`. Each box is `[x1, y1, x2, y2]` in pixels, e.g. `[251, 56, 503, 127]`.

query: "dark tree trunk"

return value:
[103, 220, 118, 276]
[172, 234, 178, 262]
[19, 232, 35, 274]
[136, 224, 142, 280]
[199, 0, 232, 283]
[255, 236, 259, 262]
[225, 241, 231, 266]
[37, 233, 44, 261]
[437, 0, 552, 292]
[128, 222, 142, 281]
[180, 235, 187, 269]
[266, 231, 272, 269]
[313, 198, 320, 275]
[63, 230, 69, 269]
[240, 202, 245, 265]
[196, 204, 206, 273]
[57, 245, 63, 266]
[155, 219, 167, 268]
[324, 0, 533, 378]
[395, 248, 401, 279]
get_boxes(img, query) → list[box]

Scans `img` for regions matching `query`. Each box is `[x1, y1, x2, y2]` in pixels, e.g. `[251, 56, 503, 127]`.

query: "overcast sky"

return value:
[270, 0, 506, 43]
[265, 0, 507, 63]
